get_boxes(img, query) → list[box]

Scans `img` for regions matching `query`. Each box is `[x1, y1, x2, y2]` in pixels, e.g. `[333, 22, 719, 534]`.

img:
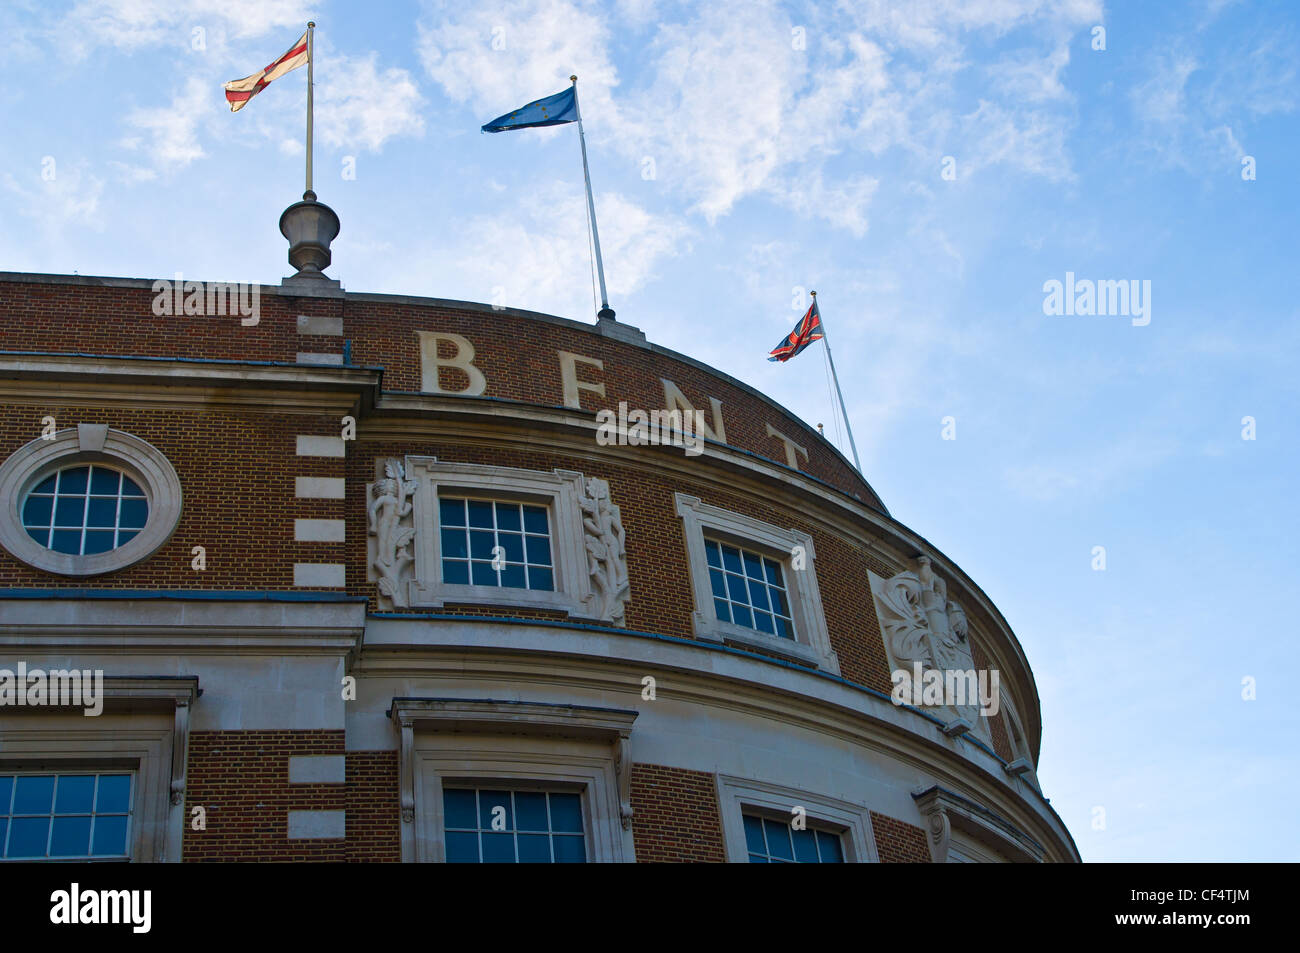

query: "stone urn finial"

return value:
[278, 190, 341, 278]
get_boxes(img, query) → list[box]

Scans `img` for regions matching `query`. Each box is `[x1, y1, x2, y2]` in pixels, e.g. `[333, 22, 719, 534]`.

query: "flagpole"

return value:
[305, 21, 315, 195]
[813, 291, 862, 473]
[571, 76, 615, 320]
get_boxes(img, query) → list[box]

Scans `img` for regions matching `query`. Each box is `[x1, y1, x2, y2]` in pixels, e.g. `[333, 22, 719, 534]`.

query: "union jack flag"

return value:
[768, 299, 824, 362]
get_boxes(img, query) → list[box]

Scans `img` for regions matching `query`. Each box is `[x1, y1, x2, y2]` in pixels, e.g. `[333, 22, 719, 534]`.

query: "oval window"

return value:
[21, 464, 151, 556]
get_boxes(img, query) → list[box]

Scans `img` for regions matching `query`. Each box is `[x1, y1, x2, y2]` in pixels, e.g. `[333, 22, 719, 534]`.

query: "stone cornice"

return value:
[357, 615, 1078, 862]
[0, 596, 366, 654]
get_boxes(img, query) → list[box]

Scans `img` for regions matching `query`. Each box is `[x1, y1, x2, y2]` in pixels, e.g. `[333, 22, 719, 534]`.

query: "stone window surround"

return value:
[405, 459, 599, 618]
[913, 784, 1046, 863]
[715, 774, 878, 863]
[0, 676, 198, 863]
[675, 493, 838, 673]
[390, 698, 637, 864]
[0, 425, 182, 577]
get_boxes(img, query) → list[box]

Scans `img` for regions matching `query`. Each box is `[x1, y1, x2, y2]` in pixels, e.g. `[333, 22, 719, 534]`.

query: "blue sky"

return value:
[1, 0, 1297, 861]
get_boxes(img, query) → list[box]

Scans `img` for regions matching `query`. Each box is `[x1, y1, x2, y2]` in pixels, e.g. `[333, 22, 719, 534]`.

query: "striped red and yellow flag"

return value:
[223, 31, 308, 112]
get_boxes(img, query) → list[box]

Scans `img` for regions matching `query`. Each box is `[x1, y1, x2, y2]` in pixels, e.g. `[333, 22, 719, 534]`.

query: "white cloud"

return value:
[3, 166, 105, 235]
[119, 76, 213, 175]
[449, 182, 689, 319]
[316, 53, 425, 152]
[58, 0, 315, 57]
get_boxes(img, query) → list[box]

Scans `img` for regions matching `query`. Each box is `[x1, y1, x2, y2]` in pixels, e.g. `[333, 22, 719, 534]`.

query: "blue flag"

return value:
[482, 87, 579, 133]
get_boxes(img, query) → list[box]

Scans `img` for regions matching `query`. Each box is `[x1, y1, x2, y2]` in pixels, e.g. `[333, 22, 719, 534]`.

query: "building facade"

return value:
[0, 267, 1078, 863]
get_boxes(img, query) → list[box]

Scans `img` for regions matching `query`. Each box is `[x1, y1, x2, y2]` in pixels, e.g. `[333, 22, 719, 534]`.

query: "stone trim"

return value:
[715, 774, 878, 862]
[0, 427, 182, 577]
[674, 493, 838, 673]
[913, 784, 1046, 863]
[389, 698, 637, 863]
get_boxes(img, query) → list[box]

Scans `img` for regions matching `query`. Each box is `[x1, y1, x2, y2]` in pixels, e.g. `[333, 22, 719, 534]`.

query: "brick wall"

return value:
[183, 730, 346, 862]
[0, 279, 871, 502]
[345, 751, 400, 862]
[630, 764, 726, 862]
[870, 811, 932, 862]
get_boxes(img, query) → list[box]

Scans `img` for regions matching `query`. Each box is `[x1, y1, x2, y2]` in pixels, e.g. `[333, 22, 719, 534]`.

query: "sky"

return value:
[1, 0, 1297, 862]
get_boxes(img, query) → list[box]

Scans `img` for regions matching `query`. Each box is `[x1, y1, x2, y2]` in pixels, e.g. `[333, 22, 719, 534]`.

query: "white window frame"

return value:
[675, 493, 838, 672]
[0, 676, 196, 863]
[0, 425, 182, 577]
[404, 459, 600, 619]
[0, 768, 136, 862]
[391, 698, 637, 864]
[715, 774, 877, 863]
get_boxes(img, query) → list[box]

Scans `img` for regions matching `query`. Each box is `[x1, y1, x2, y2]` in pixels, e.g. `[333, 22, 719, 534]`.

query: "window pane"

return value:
[522, 506, 548, 535]
[443, 789, 477, 829]
[32, 475, 57, 494]
[499, 533, 525, 564]
[7, 817, 49, 857]
[25, 527, 49, 547]
[524, 534, 551, 566]
[517, 833, 552, 862]
[117, 530, 138, 547]
[725, 572, 748, 603]
[753, 611, 775, 635]
[83, 530, 115, 555]
[721, 544, 743, 574]
[816, 830, 845, 862]
[91, 815, 130, 857]
[445, 831, 479, 863]
[471, 561, 497, 586]
[469, 530, 495, 560]
[764, 559, 784, 587]
[0, 776, 11, 810]
[552, 835, 586, 863]
[514, 792, 548, 832]
[731, 603, 753, 629]
[792, 827, 820, 863]
[86, 497, 117, 527]
[748, 853, 768, 863]
[90, 468, 121, 495]
[709, 568, 727, 598]
[748, 577, 771, 612]
[50, 816, 92, 857]
[529, 567, 554, 592]
[763, 819, 794, 861]
[57, 467, 89, 494]
[548, 793, 583, 833]
[119, 499, 148, 529]
[22, 495, 52, 526]
[54, 497, 84, 527]
[481, 832, 515, 862]
[495, 504, 521, 532]
[467, 500, 494, 528]
[121, 476, 146, 497]
[439, 498, 466, 527]
[442, 559, 469, 585]
[13, 775, 55, 814]
[742, 550, 763, 580]
[775, 615, 795, 640]
[54, 775, 95, 814]
[95, 775, 132, 814]
[713, 598, 731, 623]
[441, 528, 468, 560]
[500, 563, 526, 589]
[51, 529, 82, 554]
[743, 814, 766, 854]
[705, 539, 721, 568]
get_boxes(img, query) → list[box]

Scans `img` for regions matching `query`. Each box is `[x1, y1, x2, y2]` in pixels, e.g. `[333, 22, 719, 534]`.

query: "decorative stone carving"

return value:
[578, 477, 630, 625]
[872, 556, 982, 730]
[368, 458, 418, 609]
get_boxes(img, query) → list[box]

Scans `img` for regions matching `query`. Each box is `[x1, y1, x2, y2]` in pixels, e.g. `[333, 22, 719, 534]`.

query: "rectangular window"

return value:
[443, 787, 586, 863]
[705, 538, 795, 639]
[743, 813, 844, 863]
[438, 497, 554, 592]
[0, 772, 133, 861]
